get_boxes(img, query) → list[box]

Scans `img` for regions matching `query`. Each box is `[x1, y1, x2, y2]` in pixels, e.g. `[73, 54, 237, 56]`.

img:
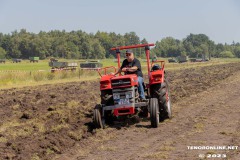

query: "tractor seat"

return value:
[151, 64, 161, 71]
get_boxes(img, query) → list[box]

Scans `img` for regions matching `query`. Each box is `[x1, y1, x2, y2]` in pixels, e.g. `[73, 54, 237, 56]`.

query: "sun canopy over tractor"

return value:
[110, 43, 155, 76]
[110, 43, 155, 51]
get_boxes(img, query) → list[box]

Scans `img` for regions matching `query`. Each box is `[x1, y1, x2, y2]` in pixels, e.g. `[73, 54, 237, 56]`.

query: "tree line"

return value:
[151, 34, 240, 59]
[0, 29, 147, 60]
[0, 29, 239, 59]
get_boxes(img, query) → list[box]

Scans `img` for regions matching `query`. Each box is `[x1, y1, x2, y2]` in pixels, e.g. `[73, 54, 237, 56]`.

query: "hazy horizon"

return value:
[1, 0, 240, 44]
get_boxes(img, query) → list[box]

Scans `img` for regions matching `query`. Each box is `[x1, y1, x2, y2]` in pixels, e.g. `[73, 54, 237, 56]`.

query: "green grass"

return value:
[0, 59, 121, 71]
[101, 59, 118, 67]
[0, 58, 239, 89]
[0, 60, 50, 71]
[1, 58, 239, 71]
[0, 69, 100, 89]
[0, 59, 84, 71]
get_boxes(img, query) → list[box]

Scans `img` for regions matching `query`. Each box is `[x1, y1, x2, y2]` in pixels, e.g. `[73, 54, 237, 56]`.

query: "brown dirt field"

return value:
[0, 62, 240, 160]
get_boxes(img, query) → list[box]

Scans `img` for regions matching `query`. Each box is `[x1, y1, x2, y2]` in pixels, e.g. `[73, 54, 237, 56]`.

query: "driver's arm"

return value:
[126, 66, 138, 72]
[114, 68, 122, 75]
[114, 66, 137, 75]
[114, 60, 126, 75]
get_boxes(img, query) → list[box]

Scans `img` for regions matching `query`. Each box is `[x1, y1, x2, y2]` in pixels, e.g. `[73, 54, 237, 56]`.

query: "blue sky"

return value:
[0, 0, 240, 44]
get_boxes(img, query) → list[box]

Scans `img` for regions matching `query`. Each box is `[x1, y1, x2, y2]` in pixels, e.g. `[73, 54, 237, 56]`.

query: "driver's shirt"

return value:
[120, 58, 143, 77]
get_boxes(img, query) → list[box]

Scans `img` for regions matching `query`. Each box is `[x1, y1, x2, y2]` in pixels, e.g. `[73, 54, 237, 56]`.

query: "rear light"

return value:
[153, 75, 162, 82]
[114, 107, 135, 116]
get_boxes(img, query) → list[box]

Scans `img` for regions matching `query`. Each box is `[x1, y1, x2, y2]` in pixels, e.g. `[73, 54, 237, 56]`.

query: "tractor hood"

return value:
[111, 74, 138, 88]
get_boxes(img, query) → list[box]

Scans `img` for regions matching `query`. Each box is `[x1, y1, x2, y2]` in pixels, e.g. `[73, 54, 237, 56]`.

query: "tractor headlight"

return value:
[113, 93, 120, 100]
[100, 80, 110, 89]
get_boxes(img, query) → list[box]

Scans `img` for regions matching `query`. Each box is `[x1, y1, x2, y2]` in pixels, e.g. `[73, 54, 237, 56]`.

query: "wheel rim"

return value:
[97, 110, 103, 128]
[151, 98, 159, 127]
[157, 108, 159, 122]
[94, 108, 103, 128]
[166, 90, 172, 118]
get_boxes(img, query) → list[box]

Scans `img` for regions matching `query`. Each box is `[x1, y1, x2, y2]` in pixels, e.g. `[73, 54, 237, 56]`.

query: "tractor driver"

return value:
[114, 49, 146, 101]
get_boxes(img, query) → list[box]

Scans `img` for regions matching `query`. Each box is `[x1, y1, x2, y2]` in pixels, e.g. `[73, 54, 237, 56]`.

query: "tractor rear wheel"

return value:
[158, 81, 172, 120]
[93, 104, 104, 129]
[150, 98, 159, 128]
[166, 83, 172, 119]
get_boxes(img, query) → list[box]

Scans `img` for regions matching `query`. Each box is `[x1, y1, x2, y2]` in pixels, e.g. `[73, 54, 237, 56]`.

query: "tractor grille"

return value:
[112, 87, 135, 105]
[111, 78, 131, 88]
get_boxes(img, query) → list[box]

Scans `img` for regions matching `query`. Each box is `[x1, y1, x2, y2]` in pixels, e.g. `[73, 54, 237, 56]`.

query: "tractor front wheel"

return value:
[150, 98, 159, 128]
[93, 104, 104, 129]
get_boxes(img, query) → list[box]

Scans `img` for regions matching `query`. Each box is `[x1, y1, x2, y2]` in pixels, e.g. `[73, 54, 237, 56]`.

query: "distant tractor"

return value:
[49, 58, 78, 72]
[168, 58, 177, 63]
[93, 44, 172, 128]
[177, 55, 188, 63]
[12, 58, 22, 63]
[0, 59, 6, 63]
[29, 57, 39, 63]
[189, 58, 209, 62]
[80, 62, 103, 70]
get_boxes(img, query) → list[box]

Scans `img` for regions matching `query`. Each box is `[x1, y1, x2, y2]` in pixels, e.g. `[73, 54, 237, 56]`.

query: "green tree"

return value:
[9, 37, 22, 58]
[208, 40, 215, 59]
[215, 43, 224, 57]
[219, 51, 235, 58]
[95, 31, 112, 58]
[183, 33, 212, 58]
[233, 46, 240, 58]
[152, 37, 182, 57]
[124, 32, 140, 46]
[0, 47, 6, 59]
[199, 44, 209, 59]
[80, 36, 92, 59]
[90, 39, 105, 59]
[1, 35, 11, 57]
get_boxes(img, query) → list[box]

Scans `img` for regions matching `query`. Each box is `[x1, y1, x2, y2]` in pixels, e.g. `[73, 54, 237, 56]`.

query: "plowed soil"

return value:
[0, 62, 240, 160]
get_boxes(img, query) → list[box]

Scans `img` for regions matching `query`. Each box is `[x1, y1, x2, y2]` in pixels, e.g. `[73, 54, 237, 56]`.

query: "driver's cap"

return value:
[126, 49, 133, 54]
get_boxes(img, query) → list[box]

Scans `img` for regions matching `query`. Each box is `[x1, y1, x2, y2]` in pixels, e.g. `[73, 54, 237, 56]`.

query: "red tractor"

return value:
[93, 43, 172, 128]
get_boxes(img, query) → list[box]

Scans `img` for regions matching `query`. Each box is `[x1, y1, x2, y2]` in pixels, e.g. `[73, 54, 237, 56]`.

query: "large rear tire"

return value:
[93, 104, 104, 129]
[150, 98, 159, 128]
[159, 81, 172, 120]
[166, 82, 172, 119]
